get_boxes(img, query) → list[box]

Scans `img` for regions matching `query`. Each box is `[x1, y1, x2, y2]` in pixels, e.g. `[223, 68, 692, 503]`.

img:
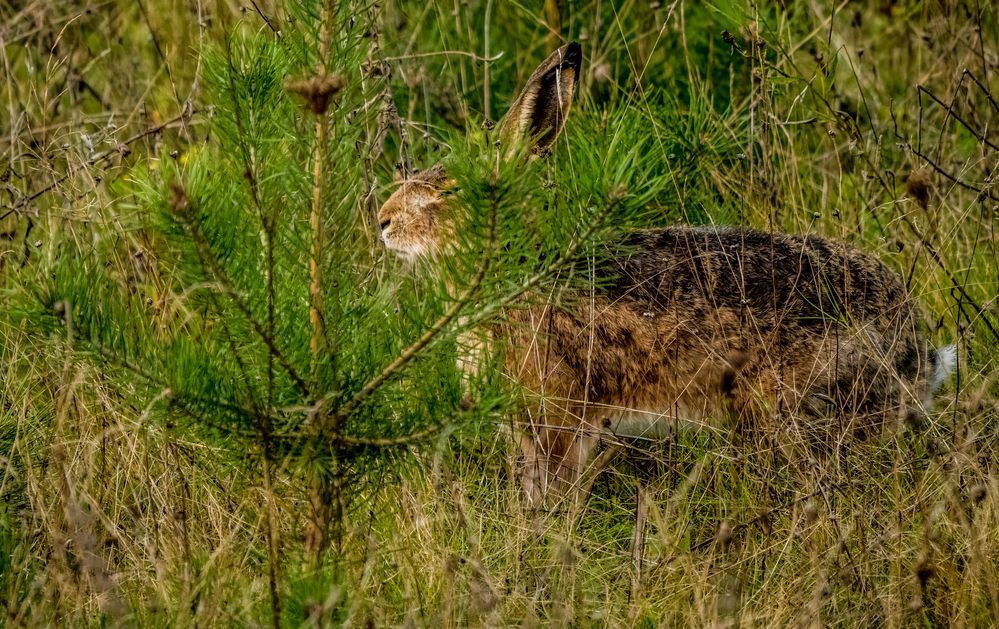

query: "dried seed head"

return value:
[906, 168, 933, 210]
[915, 553, 934, 587]
[717, 521, 733, 549]
[592, 61, 612, 83]
[169, 184, 189, 214]
[285, 74, 346, 115]
[803, 501, 818, 525]
[558, 541, 578, 567]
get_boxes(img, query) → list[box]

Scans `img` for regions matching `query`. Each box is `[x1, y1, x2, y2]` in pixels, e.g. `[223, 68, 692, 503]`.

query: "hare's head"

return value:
[378, 42, 581, 260]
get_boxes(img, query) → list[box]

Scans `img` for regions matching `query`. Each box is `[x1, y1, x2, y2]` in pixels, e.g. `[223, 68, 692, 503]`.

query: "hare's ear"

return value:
[497, 42, 581, 156]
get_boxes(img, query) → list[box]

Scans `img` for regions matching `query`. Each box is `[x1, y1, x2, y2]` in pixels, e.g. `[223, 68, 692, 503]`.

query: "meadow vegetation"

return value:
[1, 0, 998, 626]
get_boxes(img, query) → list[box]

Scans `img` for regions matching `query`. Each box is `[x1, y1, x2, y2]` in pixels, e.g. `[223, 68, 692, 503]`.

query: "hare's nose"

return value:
[379, 218, 391, 231]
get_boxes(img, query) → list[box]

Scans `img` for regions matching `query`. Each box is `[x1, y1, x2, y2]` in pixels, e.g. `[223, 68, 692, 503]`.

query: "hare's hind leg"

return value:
[784, 335, 916, 443]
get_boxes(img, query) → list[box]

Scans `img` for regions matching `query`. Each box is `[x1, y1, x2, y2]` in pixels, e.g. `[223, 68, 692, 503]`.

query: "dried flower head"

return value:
[285, 74, 346, 115]
[906, 167, 934, 210]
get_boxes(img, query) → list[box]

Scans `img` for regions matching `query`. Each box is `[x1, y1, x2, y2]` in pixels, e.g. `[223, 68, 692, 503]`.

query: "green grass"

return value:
[2, 0, 999, 626]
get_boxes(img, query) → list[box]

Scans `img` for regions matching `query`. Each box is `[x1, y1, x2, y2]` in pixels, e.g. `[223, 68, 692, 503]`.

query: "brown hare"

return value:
[377, 42, 956, 503]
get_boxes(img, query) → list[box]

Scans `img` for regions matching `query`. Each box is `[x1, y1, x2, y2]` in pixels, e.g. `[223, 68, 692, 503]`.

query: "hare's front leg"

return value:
[519, 409, 603, 507]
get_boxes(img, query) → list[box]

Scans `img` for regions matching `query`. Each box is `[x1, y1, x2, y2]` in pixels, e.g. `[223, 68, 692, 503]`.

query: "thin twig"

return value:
[381, 50, 504, 63]
[908, 147, 999, 202]
[963, 69, 999, 114]
[249, 0, 282, 37]
[775, 42, 999, 344]
[1, 113, 186, 221]
[917, 84, 999, 153]
[929, 71, 966, 165]
[136, 0, 188, 138]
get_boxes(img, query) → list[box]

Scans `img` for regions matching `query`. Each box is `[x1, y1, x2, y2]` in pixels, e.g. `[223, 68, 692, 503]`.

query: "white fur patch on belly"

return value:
[605, 406, 707, 438]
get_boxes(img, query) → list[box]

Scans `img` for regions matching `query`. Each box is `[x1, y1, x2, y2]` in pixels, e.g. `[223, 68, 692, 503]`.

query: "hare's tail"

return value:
[928, 344, 957, 395]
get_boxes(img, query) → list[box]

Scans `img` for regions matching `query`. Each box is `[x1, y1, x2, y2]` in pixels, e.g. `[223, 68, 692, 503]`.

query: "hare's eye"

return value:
[440, 187, 459, 197]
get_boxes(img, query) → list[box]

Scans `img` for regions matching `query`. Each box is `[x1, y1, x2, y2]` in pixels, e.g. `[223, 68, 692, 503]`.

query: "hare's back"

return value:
[605, 226, 918, 339]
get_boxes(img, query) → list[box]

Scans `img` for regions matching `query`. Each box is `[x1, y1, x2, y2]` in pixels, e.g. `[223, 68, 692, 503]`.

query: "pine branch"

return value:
[309, 177, 504, 423]
[335, 426, 441, 447]
[172, 187, 311, 398]
[92, 345, 264, 423]
[462, 193, 623, 329]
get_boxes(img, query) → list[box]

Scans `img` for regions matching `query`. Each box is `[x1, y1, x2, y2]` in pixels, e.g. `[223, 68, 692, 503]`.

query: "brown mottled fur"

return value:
[377, 43, 951, 504]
